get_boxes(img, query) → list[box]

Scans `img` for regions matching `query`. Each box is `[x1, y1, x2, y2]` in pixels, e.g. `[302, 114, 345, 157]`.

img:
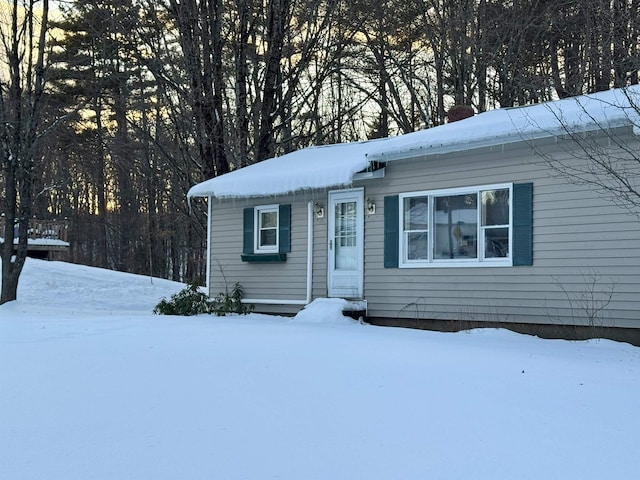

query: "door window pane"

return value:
[335, 201, 357, 269]
[433, 194, 478, 260]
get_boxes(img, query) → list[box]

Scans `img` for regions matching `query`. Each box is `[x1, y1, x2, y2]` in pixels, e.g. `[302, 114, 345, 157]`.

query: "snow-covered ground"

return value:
[1, 259, 639, 479]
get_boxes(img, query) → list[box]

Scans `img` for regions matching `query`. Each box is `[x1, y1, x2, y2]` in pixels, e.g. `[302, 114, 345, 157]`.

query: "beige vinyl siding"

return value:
[312, 208, 329, 300]
[208, 191, 328, 315]
[358, 131, 640, 328]
[205, 129, 639, 327]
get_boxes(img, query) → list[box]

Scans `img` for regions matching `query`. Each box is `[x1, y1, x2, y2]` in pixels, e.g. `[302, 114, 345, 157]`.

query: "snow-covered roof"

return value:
[367, 86, 640, 162]
[0, 238, 70, 247]
[188, 86, 640, 199]
[187, 140, 381, 199]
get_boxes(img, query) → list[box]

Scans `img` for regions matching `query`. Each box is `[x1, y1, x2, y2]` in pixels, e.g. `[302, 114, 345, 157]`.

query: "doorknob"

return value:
[329, 239, 333, 250]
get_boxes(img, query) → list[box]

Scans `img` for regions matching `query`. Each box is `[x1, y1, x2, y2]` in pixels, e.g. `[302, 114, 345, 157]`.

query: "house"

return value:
[0, 217, 70, 261]
[188, 87, 640, 343]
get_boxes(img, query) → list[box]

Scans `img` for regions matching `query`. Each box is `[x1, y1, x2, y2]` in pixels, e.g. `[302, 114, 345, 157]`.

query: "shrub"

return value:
[153, 283, 215, 316]
[153, 282, 253, 316]
[213, 282, 253, 316]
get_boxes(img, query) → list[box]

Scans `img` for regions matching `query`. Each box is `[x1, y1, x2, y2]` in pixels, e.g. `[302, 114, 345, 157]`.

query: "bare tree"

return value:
[168, 0, 230, 180]
[1, 0, 51, 303]
[532, 88, 640, 218]
[13, 0, 640, 290]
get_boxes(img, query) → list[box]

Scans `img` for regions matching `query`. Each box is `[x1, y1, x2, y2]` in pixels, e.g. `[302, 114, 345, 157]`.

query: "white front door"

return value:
[328, 189, 364, 298]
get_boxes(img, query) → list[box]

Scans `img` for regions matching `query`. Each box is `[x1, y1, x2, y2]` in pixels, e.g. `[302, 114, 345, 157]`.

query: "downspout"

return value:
[304, 199, 314, 303]
[206, 196, 212, 295]
[242, 200, 314, 306]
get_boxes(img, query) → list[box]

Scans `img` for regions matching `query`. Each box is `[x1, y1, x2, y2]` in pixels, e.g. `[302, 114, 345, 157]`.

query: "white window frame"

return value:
[402, 195, 429, 264]
[399, 183, 513, 268]
[254, 204, 279, 253]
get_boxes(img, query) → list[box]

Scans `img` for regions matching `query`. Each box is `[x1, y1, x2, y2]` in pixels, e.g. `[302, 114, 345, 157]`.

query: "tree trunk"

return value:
[94, 101, 109, 268]
[475, 0, 487, 112]
[0, 0, 49, 304]
[1, 171, 21, 304]
[169, 0, 229, 178]
[256, 0, 289, 161]
[234, 0, 251, 167]
[1, 260, 21, 304]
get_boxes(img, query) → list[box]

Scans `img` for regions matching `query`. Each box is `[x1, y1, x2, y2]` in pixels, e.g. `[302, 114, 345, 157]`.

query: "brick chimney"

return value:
[447, 105, 474, 123]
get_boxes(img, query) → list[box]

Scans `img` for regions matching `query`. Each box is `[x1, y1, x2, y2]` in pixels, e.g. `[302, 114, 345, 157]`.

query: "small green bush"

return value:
[153, 282, 253, 316]
[153, 283, 215, 316]
[212, 282, 253, 316]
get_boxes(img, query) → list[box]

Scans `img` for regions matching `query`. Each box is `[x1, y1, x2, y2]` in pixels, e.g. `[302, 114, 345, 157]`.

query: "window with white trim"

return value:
[242, 204, 290, 262]
[254, 205, 279, 253]
[399, 184, 512, 266]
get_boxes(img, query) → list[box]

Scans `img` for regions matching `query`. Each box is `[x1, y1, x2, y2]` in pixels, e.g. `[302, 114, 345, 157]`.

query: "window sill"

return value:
[241, 253, 287, 263]
[399, 259, 512, 268]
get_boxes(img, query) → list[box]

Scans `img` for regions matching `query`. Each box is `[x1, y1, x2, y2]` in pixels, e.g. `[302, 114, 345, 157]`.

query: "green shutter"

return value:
[384, 195, 399, 268]
[513, 183, 533, 266]
[243, 207, 254, 255]
[279, 204, 291, 253]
